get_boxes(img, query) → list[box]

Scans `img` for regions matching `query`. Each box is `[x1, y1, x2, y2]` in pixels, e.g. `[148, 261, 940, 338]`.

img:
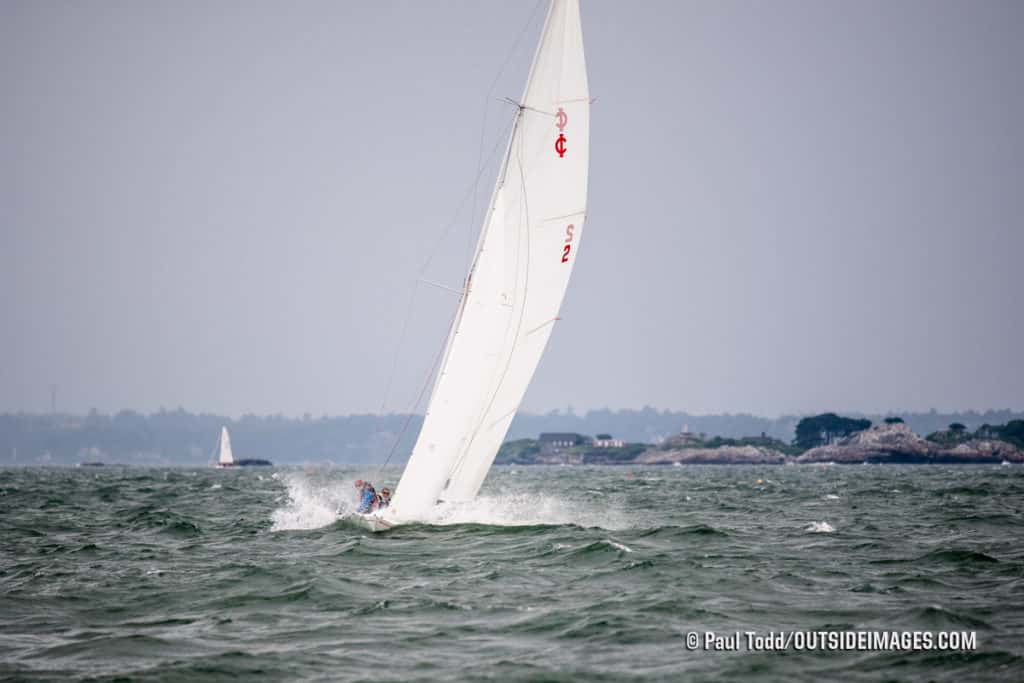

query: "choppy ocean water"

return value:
[1, 464, 1022, 681]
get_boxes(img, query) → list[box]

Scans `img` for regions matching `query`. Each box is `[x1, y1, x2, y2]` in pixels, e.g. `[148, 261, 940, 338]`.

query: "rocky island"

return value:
[634, 430, 795, 465]
[797, 422, 1023, 464]
[494, 417, 1024, 466]
[637, 444, 788, 465]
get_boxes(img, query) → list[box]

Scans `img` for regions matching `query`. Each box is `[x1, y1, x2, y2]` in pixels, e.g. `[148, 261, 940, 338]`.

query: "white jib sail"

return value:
[389, 0, 589, 520]
[218, 426, 234, 466]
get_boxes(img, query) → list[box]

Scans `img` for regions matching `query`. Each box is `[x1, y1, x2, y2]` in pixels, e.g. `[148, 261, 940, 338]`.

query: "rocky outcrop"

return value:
[637, 445, 788, 465]
[941, 440, 1024, 463]
[797, 423, 1024, 464]
[497, 424, 1024, 466]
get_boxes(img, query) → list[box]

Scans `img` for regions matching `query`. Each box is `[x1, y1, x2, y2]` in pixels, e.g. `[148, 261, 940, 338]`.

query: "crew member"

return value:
[355, 479, 377, 513]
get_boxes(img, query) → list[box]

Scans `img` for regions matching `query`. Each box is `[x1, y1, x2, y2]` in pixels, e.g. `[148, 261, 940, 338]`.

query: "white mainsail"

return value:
[218, 426, 234, 466]
[389, 0, 589, 520]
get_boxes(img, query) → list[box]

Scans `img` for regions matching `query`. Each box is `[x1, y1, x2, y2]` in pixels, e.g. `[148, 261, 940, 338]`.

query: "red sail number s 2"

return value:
[561, 224, 574, 263]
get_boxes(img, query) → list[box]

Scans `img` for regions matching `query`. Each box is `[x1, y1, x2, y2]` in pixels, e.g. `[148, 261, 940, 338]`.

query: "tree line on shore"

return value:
[794, 412, 1024, 450]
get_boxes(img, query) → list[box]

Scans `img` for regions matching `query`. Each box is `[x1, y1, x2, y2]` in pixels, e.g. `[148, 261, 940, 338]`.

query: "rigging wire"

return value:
[372, 108, 519, 479]
[374, 304, 457, 477]
[372, 0, 547, 481]
[374, 118, 515, 418]
[469, 0, 547, 268]
[445, 107, 534, 488]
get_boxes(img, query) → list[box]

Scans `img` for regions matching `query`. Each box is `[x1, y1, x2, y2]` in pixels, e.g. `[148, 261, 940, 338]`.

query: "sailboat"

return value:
[215, 426, 235, 468]
[360, 0, 589, 530]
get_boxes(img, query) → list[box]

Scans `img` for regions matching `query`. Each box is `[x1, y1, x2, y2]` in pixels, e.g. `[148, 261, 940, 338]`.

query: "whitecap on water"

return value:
[271, 471, 359, 531]
[603, 539, 633, 553]
[824, 494, 840, 500]
[806, 521, 835, 533]
[270, 472, 632, 531]
[415, 492, 630, 530]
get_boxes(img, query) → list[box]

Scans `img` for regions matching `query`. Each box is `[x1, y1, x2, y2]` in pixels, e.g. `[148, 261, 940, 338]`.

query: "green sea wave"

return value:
[0, 465, 1022, 681]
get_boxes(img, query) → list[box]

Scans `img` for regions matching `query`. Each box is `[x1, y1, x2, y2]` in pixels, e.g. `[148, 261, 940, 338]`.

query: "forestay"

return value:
[389, 0, 589, 520]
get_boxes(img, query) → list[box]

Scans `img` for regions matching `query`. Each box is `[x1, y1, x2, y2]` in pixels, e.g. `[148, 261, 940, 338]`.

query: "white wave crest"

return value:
[805, 521, 835, 533]
[270, 471, 631, 532]
[271, 470, 358, 531]
[410, 491, 630, 530]
[602, 539, 633, 553]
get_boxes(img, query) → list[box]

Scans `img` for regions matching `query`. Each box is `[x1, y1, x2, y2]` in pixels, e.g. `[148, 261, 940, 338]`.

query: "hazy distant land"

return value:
[2, 409, 1023, 466]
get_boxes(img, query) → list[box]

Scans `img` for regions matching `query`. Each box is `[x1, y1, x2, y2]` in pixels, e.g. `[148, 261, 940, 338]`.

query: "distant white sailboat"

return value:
[359, 0, 589, 530]
[216, 426, 235, 468]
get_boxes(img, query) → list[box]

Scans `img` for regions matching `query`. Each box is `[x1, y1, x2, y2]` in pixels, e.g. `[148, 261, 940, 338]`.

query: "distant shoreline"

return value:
[3, 410, 1022, 467]
[496, 422, 1024, 467]
[0, 461, 1017, 470]
[492, 460, 1019, 466]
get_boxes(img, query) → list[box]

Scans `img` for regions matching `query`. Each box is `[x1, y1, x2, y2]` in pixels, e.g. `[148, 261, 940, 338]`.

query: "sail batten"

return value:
[389, 0, 589, 519]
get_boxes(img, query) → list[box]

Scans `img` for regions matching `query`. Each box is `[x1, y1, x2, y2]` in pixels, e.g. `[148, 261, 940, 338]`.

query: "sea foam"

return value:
[412, 491, 630, 530]
[269, 470, 630, 531]
[270, 470, 358, 531]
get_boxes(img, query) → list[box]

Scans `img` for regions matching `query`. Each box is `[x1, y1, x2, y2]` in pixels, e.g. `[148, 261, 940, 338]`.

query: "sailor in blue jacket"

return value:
[354, 479, 377, 513]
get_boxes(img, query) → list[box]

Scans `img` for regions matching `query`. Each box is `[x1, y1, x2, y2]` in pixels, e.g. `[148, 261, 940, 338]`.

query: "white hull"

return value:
[353, 512, 398, 532]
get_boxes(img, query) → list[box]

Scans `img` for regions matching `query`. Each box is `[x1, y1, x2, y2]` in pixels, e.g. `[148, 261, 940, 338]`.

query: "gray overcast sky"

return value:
[2, 0, 1022, 418]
